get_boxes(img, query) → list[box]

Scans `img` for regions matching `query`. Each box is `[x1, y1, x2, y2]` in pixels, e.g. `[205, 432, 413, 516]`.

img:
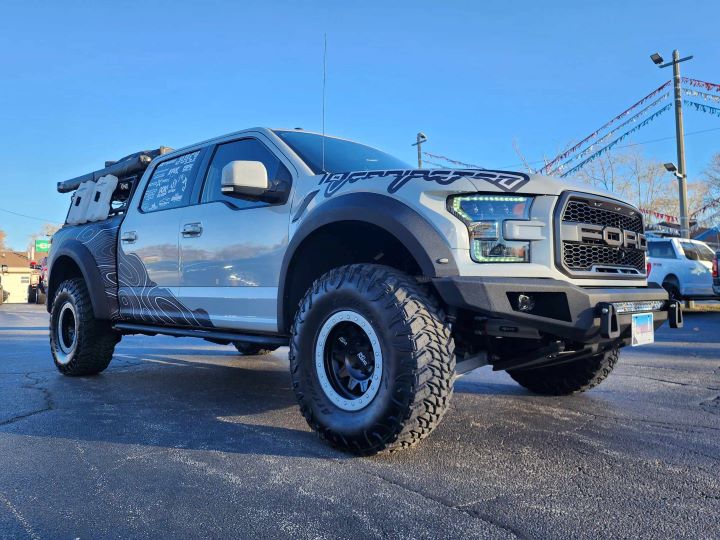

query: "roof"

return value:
[0, 251, 29, 269]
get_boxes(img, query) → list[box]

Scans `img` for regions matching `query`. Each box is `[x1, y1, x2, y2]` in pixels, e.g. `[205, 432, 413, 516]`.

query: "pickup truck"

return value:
[47, 127, 682, 455]
[647, 237, 719, 301]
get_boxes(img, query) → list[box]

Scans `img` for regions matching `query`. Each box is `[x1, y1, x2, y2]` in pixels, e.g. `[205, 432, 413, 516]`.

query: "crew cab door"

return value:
[117, 149, 205, 325]
[679, 241, 714, 296]
[178, 136, 293, 332]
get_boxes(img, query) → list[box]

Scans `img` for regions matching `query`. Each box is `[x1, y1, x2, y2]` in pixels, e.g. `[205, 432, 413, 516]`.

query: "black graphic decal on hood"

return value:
[318, 169, 530, 198]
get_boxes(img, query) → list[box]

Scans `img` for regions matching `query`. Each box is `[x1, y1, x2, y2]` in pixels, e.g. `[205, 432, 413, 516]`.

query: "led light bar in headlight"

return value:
[448, 194, 534, 263]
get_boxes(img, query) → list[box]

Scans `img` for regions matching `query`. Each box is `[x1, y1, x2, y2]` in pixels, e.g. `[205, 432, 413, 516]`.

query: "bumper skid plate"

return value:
[433, 276, 680, 344]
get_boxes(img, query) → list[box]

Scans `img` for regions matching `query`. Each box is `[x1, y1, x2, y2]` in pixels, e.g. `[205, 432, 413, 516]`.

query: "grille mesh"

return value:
[563, 243, 646, 272]
[560, 197, 645, 275]
[563, 200, 643, 233]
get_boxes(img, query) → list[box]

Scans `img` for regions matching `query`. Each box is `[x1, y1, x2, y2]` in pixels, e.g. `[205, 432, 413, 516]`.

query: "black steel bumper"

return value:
[433, 276, 682, 345]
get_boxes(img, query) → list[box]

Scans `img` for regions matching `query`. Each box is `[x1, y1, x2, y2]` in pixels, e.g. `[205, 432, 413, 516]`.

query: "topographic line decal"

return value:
[53, 216, 216, 327]
[318, 169, 530, 198]
[52, 216, 124, 319]
[117, 249, 214, 328]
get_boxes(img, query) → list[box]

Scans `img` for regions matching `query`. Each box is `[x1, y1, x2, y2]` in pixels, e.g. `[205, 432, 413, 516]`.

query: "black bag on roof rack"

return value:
[56, 146, 173, 193]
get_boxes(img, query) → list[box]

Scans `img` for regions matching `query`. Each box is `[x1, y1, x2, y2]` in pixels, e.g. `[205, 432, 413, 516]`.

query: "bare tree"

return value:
[703, 152, 720, 200]
[0, 229, 7, 251]
[27, 223, 61, 255]
[570, 148, 709, 226]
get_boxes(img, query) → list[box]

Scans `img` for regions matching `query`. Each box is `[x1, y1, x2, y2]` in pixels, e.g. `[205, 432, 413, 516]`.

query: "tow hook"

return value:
[598, 303, 620, 339]
[668, 301, 684, 329]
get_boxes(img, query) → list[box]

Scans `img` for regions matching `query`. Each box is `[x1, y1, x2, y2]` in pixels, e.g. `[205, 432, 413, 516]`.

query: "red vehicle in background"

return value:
[27, 257, 48, 304]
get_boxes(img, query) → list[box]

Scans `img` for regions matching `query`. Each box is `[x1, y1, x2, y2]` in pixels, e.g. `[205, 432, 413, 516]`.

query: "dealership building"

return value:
[0, 251, 32, 304]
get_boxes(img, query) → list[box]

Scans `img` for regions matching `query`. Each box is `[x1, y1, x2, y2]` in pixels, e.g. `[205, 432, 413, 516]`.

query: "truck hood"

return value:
[312, 168, 628, 208]
[464, 170, 623, 202]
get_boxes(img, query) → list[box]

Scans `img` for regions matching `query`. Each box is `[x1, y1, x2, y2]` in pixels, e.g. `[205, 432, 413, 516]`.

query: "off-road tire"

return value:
[289, 264, 455, 455]
[232, 342, 278, 356]
[50, 278, 118, 376]
[508, 348, 619, 395]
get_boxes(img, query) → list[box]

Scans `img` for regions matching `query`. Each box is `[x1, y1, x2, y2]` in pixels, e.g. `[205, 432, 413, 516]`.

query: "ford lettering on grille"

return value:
[572, 223, 647, 250]
[556, 195, 647, 278]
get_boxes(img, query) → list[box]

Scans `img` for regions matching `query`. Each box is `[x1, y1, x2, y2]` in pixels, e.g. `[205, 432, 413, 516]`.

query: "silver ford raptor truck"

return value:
[47, 128, 683, 455]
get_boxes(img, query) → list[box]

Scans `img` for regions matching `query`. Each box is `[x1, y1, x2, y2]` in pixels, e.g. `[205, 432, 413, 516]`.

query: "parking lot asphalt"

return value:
[0, 304, 718, 539]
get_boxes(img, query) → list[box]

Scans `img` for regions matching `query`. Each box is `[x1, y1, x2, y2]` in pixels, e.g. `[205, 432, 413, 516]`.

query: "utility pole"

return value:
[651, 49, 693, 239]
[672, 50, 690, 239]
[412, 132, 428, 169]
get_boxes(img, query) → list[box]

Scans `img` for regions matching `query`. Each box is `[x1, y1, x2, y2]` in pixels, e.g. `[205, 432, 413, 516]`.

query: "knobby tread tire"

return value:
[508, 348, 619, 396]
[289, 264, 455, 455]
[233, 342, 278, 356]
[50, 278, 118, 376]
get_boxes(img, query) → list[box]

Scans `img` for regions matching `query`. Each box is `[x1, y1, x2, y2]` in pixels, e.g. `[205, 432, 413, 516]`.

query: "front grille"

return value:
[562, 200, 643, 233]
[558, 195, 646, 277]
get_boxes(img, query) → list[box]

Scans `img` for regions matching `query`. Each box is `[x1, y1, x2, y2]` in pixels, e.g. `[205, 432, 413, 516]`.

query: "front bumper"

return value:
[433, 276, 680, 345]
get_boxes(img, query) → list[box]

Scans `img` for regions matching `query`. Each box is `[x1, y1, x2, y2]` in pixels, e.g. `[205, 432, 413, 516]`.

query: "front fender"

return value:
[277, 192, 458, 333]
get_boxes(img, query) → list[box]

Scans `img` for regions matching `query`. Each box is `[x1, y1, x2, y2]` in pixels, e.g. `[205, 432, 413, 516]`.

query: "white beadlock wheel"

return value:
[55, 301, 78, 366]
[314, 310, 383, 411]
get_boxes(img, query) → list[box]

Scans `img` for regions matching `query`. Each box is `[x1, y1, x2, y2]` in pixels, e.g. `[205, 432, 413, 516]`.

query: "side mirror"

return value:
[1, 265, 7, 274]
[221, 160, 269, 197]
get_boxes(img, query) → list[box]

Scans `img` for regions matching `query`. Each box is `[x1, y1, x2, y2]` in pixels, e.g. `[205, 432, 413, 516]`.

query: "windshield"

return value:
[274, 130, 410, 174]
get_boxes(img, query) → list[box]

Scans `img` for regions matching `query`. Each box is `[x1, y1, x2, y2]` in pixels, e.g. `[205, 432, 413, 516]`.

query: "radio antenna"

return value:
[322, 33, 327, 173]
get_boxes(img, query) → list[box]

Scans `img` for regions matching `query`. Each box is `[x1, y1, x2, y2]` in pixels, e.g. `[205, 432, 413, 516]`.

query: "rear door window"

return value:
[687, 242, 715, 262]
[140, 150, 202, 212]
[680, 242, 700, 261]
[648, 241, 676, 259]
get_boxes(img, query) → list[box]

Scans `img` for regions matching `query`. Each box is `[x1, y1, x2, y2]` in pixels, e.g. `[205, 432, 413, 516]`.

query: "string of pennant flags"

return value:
[558, 104, 673, 177]
[640, 194, 720, 224]
[423, 77, 720, 187]
[684, 99, 720, 117]
[682, 77, 720, 93]
[422, 151, 484, 169]
[684, 88, 720, 104]
[640, 208, 679, 223]
[550, 92, 670, 175]
[540, 81, 672, 174]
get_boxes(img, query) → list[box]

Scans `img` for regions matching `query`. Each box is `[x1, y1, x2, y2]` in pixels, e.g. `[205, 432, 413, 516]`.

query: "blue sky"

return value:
[1, 0, 718, 249]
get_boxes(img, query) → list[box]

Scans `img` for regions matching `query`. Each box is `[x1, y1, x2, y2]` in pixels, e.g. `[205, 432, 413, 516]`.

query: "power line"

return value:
[0, 206, 60, 224]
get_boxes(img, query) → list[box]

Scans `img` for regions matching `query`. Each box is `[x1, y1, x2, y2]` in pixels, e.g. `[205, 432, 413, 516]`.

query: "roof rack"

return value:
[57, 147, 173, 193]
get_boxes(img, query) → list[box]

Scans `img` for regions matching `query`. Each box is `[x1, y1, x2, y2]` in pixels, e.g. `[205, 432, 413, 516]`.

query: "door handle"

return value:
[121, 231, 137, 243]
[182, 222, 203, 238]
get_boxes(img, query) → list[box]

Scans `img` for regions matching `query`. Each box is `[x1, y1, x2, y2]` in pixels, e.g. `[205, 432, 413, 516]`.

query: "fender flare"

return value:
[48, 240, 112, 320]
[277, 192, 458, 333]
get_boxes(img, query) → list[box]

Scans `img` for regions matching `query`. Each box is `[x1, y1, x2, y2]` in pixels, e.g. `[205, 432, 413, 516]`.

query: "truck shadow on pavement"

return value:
[2, 339, 352, 459]
[1, 334, 539, 460]
[4, 316, 718, 462]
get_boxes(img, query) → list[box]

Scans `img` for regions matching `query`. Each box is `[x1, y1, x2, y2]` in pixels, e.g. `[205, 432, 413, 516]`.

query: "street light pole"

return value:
[651, 49, 693, 239]
[671, 50, 690, 239]
[412, 132, 428, 169]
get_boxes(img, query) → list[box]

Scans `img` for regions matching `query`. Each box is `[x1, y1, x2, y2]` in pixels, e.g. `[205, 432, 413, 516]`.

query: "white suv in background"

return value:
[647, 237, 718, 301]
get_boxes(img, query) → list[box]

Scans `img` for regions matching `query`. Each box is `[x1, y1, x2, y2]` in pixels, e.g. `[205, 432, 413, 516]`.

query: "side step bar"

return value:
[113, 323, 289, 347]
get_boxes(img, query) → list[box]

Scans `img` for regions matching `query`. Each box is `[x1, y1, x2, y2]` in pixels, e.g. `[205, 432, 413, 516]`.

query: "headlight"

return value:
[448, 194, 533, 263]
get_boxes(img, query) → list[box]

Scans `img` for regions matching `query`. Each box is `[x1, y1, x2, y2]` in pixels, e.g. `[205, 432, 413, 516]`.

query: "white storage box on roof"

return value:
[85, 175, 119, 222]
[66, 181, 95, 225]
